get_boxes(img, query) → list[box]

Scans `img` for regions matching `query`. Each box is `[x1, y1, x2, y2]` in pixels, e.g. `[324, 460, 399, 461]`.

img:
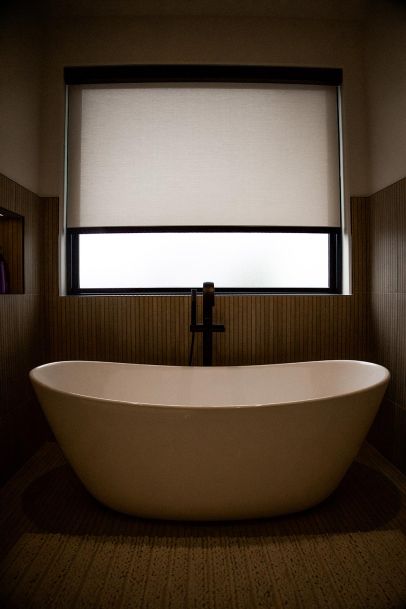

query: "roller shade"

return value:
[66, 83, 341, 228]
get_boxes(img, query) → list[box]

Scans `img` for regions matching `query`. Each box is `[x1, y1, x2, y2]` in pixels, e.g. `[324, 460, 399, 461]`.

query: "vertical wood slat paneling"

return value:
[351, 197, 370, 294]
[368, 176, 406, 473]
[0, 174, 49, 483]
[370, 185, 398, 294]
[397, 179, 406, 294]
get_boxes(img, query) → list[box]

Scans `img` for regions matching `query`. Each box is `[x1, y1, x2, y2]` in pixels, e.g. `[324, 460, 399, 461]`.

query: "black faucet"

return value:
[190, 282, 225, 366]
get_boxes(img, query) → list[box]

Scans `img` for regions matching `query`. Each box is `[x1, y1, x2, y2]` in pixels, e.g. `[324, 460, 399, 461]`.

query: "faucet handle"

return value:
[203, 281, 215, 307]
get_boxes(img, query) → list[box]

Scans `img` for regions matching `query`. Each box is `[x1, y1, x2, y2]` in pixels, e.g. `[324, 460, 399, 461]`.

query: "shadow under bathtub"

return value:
[17, 457, 403, 546]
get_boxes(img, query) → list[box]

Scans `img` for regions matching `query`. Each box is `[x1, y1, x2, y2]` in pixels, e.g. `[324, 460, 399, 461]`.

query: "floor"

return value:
[0, 442, 405, 609]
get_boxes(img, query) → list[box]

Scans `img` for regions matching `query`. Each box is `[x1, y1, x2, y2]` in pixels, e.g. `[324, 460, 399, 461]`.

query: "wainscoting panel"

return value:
[0, 174, 49, 483]
[351, 196, 370, 294]
[43, 292, 371, 368]
[368, 177, 406, 472]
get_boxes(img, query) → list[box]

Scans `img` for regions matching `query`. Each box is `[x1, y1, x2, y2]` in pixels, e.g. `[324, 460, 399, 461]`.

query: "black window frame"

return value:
[65, 65, 343, 296]
[67, 226, 342, 295]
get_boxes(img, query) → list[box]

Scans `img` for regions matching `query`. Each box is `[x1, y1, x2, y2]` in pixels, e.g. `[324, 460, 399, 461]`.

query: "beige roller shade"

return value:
[66, 83, 341, 228]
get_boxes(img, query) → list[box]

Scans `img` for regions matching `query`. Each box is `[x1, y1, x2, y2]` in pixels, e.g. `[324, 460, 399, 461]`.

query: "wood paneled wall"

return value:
[0, 174, 49, 483]
[42, 197, 371, 368]
[367, 177, 406, 473]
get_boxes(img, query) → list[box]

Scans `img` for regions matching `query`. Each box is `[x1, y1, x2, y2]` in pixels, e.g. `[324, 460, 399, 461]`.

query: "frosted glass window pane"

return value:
[79, 233, 329, 289]
[68, 83, 340, 228]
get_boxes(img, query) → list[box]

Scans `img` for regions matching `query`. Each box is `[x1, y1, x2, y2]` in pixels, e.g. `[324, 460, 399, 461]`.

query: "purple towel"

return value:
[0, 254, 9, 293]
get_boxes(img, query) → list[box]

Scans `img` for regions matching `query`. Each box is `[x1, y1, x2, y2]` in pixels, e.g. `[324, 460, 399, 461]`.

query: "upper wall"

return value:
[365, 0, 406, 193]
[0, 11, 42, 194]
[4, 7, 404, 200]
[38, 16, 369, 198]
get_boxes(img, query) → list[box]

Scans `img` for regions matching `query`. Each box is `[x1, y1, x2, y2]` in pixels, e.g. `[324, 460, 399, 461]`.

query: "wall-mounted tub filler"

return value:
[30, 360, 389, 521]
[189, 282, 225, 366]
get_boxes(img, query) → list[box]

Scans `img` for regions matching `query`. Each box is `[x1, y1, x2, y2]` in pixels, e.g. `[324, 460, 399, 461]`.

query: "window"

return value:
[65, 66, 343, 294]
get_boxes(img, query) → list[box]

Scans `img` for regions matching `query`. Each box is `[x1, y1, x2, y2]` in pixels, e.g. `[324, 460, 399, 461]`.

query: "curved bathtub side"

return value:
[30, 367, 389, 520]
[29, 359, 389, 408]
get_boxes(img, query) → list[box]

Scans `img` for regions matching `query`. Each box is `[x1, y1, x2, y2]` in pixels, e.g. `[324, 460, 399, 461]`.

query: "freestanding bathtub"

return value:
[29, 360, 389, 521]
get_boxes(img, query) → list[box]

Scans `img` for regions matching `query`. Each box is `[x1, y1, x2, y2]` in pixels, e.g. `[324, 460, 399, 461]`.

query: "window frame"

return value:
[64, 64, 343, 296]
[66, 226, 342, 295]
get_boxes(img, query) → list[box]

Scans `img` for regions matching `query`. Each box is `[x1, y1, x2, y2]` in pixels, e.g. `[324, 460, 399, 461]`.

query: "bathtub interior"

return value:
[30, 359, 389, 408]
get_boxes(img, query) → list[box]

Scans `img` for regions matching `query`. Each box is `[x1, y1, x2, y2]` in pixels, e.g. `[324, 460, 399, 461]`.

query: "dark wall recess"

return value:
[0, 207, 24, 294]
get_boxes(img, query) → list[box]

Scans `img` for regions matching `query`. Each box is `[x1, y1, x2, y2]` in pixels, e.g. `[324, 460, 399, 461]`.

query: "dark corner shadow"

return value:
[19, 460, 403, 543]
[0, 598, 20, 609]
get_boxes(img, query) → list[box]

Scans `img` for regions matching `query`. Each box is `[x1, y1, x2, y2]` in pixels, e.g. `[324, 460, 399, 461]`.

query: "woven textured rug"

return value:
[0, 442, 405, 609]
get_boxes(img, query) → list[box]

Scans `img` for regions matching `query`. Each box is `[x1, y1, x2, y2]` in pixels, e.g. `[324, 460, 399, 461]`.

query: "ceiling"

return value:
[36, 0, 370, 20]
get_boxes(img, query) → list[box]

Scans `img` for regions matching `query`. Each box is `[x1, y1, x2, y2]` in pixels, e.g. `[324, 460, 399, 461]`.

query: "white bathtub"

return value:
[30, 360, 389, 521]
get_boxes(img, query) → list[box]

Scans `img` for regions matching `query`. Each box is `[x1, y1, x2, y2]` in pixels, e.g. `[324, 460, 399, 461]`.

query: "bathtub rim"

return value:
[29, 359, 390, 411]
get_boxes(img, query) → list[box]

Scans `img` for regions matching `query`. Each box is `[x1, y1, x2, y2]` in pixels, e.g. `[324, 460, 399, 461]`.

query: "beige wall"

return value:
[38, 16, 369, 199]
[0, 12, 42, 194]
[365, 0, 406, 194]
